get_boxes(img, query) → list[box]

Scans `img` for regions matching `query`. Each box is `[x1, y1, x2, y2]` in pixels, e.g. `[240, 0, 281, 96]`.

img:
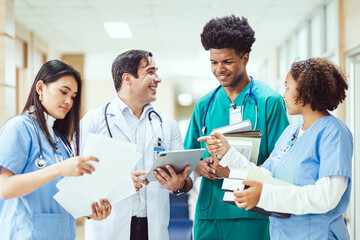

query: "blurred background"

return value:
[1, 0, 360, 239]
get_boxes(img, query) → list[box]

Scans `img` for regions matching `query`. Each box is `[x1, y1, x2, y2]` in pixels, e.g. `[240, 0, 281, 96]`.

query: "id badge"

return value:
[229, 107, 242, 125]
[154, 147, 165, 160]
[276, 142, 293, 159]
[153, 138, 166, 160]
[54, 150, 63, 163]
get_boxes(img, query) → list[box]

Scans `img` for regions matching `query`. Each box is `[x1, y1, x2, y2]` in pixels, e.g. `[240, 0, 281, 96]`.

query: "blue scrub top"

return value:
[263, 115, 353, 240]
[0, 114, 75, 240]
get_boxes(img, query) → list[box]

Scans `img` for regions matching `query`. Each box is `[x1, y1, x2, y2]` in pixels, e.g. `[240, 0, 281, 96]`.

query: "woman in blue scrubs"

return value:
[0, 60, 111, 240]
[199, 58, 353, 239]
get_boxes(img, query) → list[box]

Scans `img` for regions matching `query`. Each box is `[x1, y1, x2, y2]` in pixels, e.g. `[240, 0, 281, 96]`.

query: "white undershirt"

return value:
[44, 112, 56, 138]
[220, 136, 348, 214]
[27, 107, 56, 138]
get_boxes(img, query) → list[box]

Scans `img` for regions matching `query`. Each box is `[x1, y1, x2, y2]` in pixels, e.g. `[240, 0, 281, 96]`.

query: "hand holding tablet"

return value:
[146, 148, 206, 181]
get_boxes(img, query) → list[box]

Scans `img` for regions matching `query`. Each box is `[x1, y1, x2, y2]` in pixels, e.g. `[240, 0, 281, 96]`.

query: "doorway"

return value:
[346, 49, 360, 240]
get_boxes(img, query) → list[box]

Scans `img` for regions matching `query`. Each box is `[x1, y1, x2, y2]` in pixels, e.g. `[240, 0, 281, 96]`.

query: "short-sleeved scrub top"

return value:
[184, 80, 289, 240]
[0, 115, 75, 240]
[262, 115, 353, 240]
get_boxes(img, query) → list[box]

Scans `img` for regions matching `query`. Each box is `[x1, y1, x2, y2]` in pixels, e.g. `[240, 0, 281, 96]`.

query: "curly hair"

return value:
[200, 15, 256, 55]
[290, 58, 348, 112]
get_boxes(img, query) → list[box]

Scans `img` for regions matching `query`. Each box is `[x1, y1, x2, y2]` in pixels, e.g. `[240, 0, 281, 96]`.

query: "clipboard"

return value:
[146, 148, 206, 181]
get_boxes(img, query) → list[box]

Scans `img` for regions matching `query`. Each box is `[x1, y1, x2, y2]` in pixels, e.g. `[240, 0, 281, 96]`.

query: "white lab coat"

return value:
[79, 98, 184, 240]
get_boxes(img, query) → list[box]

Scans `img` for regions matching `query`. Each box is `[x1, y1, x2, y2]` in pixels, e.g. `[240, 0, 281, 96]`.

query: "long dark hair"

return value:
[22, 60, 82, 155]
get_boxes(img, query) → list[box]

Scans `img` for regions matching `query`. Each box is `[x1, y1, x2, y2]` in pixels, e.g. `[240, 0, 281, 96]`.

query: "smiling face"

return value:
[283, 73, 302, 115]
[210, 48, 248, 88]
[130, 57, 161, 105]
[37, 75, 78, 119]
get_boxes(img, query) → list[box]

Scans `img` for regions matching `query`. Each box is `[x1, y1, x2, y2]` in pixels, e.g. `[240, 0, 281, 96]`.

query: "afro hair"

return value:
[201, 15, 256, 55]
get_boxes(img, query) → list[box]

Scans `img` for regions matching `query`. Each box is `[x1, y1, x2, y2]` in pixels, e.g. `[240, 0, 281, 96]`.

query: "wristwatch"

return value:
[173, 179, 187, 196]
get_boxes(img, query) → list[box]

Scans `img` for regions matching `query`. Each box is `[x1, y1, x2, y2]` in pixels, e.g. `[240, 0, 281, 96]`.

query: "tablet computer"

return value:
[146, 148, 206, 181]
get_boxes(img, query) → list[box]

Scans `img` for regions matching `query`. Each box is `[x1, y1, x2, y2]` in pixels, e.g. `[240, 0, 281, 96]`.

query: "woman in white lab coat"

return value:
[0, 60, 111, 240]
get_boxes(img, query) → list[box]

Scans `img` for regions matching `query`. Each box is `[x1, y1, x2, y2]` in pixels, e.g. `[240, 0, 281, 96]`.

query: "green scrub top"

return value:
[184, 80, 289, 220]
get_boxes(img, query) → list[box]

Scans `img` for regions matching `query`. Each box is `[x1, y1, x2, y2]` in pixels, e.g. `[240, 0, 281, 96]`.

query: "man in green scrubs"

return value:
[184, 15, 289, 240]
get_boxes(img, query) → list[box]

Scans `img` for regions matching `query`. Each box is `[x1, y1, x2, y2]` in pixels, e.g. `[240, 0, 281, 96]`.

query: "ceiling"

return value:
[15, 0, 325, 96]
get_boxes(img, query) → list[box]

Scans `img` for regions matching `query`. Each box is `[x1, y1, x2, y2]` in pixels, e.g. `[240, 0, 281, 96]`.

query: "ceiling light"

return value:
[103, 22, 133, 39]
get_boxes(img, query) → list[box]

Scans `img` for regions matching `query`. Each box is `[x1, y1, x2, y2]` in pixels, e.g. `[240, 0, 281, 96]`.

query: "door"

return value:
[346, 50, 360, 240]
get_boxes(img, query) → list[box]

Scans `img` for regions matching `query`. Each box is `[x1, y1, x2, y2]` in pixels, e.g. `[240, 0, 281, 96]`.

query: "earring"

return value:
[39, 94, 43, 101]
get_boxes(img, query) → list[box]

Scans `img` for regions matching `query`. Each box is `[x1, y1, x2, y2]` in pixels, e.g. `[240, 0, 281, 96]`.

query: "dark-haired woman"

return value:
[199, 58, 353, 239]
[0, 60, 111, 239]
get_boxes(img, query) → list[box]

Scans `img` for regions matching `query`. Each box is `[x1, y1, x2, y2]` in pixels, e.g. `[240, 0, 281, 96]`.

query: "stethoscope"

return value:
[104, 102, 165, 148]
[202, 76, 258, 135]
[29, 114, 74, 169]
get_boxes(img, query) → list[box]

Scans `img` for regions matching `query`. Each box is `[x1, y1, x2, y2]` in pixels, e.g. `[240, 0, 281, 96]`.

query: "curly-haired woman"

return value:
[199, 58, 353, 239]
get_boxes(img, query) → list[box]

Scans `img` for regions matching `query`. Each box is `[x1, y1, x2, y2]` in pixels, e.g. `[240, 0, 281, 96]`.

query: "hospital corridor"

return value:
[1, 0, 360, 239]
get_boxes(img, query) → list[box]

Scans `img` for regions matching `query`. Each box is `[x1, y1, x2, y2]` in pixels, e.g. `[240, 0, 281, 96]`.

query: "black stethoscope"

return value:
[202, 76, 258, 135]
[29, 114, 74, 169]
[104, 102, 165, 148]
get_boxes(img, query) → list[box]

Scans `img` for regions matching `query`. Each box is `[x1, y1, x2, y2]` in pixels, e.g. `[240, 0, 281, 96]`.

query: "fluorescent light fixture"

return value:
[178, 93, 193, 106]
[104, 22, 133, 39]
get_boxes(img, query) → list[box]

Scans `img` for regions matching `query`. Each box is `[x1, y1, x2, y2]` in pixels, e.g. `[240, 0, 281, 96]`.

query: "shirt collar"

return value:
[115, 96, 154, 119]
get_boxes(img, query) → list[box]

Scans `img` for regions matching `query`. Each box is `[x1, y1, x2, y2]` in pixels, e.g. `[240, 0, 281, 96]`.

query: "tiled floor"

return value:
[76, 218, 85, 240]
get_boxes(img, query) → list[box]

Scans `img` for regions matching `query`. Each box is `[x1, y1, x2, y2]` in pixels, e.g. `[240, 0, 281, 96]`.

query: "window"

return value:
[310, 12, 322, 57]
[325, 0, 336, 53]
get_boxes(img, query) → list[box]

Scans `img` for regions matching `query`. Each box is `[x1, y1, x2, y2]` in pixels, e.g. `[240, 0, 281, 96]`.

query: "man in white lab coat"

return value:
[80, 50, 193, 240]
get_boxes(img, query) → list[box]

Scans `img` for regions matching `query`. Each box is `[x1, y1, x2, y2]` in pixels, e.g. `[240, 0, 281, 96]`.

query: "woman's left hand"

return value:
[87, 199, 112, 220]
[233, 180, 262, 210]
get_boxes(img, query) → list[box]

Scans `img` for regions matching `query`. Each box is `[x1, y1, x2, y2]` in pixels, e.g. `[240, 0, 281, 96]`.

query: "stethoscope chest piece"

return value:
[35, 157, 47, 168]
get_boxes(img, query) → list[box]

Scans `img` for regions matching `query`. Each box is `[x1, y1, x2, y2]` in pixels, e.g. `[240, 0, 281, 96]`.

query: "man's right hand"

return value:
[131, 171, 149, 191]
[194, 157, 217, 180]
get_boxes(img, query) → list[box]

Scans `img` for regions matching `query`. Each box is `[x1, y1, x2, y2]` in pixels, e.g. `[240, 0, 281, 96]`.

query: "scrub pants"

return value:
[194, 218, 269, 240]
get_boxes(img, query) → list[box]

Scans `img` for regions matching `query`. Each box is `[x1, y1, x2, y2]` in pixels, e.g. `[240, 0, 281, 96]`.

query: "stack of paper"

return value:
[225, 130, 262, 164]
[212, 120, 261, 164]
[212, 120, 252, 134]
[54, 133, 141, 218]
[222, 169, 292, 218]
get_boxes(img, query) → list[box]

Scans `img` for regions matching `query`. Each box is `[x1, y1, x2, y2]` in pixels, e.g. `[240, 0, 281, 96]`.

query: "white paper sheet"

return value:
[54, 133, 141, 218]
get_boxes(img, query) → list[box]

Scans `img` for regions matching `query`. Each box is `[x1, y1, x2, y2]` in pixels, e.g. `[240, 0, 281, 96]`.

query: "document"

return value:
[212, 120, 252, 134]
[54, 133, 140, 218]
[224, 130, 261, 164]
[222, 169, 293, 218]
